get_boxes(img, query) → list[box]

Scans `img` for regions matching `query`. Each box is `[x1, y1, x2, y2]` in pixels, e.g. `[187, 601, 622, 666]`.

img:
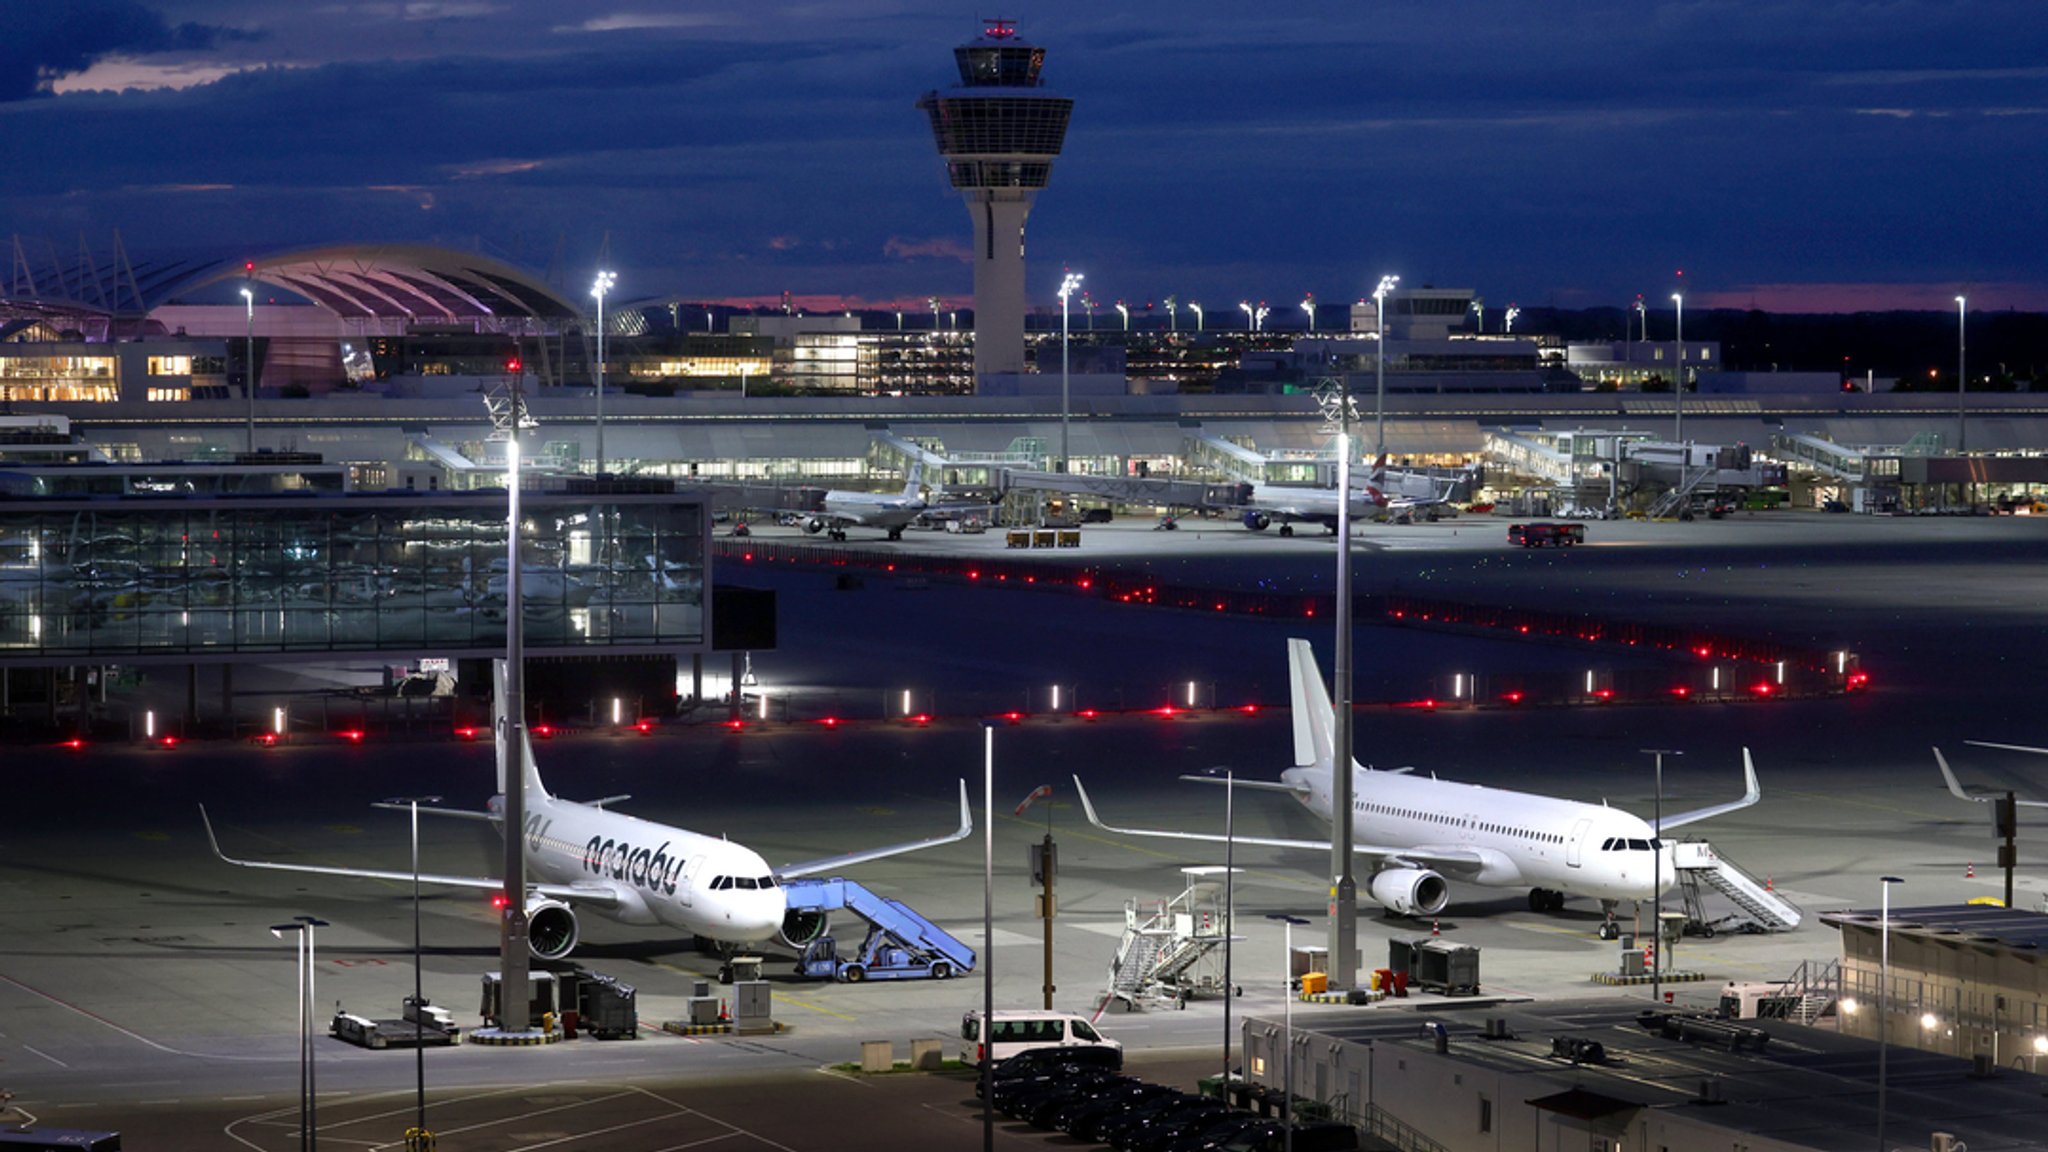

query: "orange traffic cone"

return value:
[1967, 862, 1976, 879]
[1765, 876, 1774, 891]
[1431, 918, 1440, 937]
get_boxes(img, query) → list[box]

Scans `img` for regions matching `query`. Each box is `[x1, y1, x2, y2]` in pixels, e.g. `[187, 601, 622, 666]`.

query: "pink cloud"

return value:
[884, 235, 971, 262]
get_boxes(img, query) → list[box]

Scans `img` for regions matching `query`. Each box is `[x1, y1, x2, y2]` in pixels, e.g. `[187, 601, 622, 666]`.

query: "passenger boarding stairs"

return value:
[1672, 841, 1801, 932]
[781, 876, 976, 980]
[1106, 867, 1235, 1011]
[1646, 463, 1717, 519]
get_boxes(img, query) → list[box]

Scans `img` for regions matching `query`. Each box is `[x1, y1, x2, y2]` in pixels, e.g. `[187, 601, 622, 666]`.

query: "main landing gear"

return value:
[1526, 887, 1566, 913]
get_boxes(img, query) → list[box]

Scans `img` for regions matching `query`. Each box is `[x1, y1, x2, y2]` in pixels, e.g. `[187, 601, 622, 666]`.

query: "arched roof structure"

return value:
[4, 242, 581, 326]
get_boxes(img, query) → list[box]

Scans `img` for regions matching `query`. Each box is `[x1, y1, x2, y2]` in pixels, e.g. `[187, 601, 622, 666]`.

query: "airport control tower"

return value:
[917, 20, 1073, 382]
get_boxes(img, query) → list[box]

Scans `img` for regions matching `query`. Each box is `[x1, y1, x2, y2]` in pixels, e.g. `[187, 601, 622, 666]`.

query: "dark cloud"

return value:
[0, 0, 252, 101]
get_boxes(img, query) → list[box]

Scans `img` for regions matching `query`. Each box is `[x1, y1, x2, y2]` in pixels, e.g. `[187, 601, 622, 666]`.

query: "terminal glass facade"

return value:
[0, 491, 705, 660]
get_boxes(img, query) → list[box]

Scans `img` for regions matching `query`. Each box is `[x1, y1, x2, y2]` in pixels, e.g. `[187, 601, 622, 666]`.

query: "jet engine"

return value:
[1241, 511, 1271, 531]
[804, 517, 827, 535]
[1367, 868, 1450, 917]
[525, 897, 580, 960]
[781, 908, 829, 948]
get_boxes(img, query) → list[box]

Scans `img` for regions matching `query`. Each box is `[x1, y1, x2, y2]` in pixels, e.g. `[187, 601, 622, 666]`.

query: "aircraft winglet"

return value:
[1658, 748, 1763, 831]
[1935, 746, 2048, 808]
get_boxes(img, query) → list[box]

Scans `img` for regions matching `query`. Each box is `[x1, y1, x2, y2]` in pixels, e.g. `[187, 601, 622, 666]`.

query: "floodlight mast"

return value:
[484, 377, 538, 1033]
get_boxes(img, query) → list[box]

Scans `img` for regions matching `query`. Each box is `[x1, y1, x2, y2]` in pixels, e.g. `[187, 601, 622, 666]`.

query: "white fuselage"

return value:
[510, 791, 786, 943]
[819, 489, 925, 531]
[1284, 764, 1674, 902]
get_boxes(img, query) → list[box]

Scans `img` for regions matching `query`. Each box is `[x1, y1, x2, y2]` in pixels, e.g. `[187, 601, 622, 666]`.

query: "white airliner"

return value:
[203, 661, 973, 959]
[803, 464, 930, 541]
[1230, 462, 1475, 536]
[1076, 638, 1760, 932]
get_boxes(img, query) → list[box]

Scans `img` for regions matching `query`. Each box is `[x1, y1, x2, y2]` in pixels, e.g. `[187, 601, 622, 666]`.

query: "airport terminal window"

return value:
[0, 495, 705, 657]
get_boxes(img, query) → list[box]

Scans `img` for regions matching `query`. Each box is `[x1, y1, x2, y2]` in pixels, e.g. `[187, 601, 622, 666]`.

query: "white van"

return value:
[959, 1009, 1122, 1068]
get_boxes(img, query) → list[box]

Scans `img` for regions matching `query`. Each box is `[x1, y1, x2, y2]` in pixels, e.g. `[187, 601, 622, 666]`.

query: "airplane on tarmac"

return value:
[1075, 638, 1762, 936]
[802, 464, 930, 541]
[1227, 460, 1477, 536]
[203, 660, 972, 960]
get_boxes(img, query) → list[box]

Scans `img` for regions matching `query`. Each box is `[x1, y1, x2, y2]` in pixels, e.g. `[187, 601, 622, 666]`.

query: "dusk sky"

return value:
[5, 1, 2046, 320]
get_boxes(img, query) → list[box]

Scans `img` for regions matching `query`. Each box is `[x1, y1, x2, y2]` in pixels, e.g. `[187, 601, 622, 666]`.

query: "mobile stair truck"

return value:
[784, 877, 976, 982]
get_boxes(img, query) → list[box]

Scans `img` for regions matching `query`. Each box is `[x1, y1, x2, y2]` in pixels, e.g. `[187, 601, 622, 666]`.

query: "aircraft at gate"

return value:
[1077, 638, 1761, 932]
[203, 661, 972, 959]
[803, 464, 930, 541]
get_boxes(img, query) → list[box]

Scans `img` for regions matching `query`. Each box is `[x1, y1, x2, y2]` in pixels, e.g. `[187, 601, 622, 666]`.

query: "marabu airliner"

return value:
[1077, 638, 1760, 932]
[204, 662, 970, 959]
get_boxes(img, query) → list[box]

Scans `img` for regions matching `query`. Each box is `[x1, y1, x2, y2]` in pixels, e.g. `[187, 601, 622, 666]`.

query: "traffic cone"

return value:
[1431, 918, 1440, 937]
[1967, 862, 1976, 879]
[1764, 876, 1774, 891]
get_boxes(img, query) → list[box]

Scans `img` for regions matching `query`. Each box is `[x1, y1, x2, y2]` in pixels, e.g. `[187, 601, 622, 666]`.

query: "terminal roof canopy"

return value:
[5, 242, 580, 325]
[208, 245, 581, 322]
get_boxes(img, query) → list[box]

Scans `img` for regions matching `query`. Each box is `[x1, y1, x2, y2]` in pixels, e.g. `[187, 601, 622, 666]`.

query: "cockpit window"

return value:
[711, 876, 729, 890]
[758, 876, 777, 889]
[735, 876, 758, 890]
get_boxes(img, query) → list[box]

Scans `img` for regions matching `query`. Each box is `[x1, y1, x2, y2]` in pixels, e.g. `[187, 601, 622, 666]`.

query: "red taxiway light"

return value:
[1500, 691, 1525, 704]
[1001, 711, 1025, 723]
[816, 716, 841, 728]
[337, 729, 365, 743]
[59, 737, 86, 749]
[1077, 709, 1100, 720]
[533, 724, 555, 739]
[1670, 685, 1692, 698]
[1592, 689, 1615, 700]
[1750, 682, 1775, 696]
[454, 726, 481, 741]
[1238, 703, 1260, 714]
[909, 713, 933, 725]
[721, 718, 747, 730]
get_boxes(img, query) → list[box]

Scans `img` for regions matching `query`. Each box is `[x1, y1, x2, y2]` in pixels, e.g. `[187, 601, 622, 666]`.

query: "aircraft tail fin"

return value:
[1287, 638, 1338, 771]
[903, 462, 925, 501]
[493, 659, 550, 801]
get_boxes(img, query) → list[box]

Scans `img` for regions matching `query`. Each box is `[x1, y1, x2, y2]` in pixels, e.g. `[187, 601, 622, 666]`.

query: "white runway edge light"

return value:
[274, 706, 287, 736]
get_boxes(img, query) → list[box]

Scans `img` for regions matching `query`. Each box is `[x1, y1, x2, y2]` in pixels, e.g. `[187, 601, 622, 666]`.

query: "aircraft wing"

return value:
[775, 780, 973, 879]
[370, 799, 496, 822]
[1658, 749, 1763, 831]
[198, 804, 627, 910]
[1072, 776, 1489, 874]
[1936, 747, 2048, 808]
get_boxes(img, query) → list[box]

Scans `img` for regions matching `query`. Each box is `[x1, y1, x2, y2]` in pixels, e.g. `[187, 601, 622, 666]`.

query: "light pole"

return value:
[928, 296, 940, 331]
[1504, 305, 1519, 334]
[387, 795, 441, 1146]
[895, 310, 903, 331]
[1373, 275, 1399, 462]
[1956, 294, 1968, 457]
[1238, 301, 1254, 331]
[1633, 297, 1647, 373]
[1672, 292, 1686, 448]
[1267, 913, 1310, 1152]
[1300, 294, 1315, 333]
[1469, 298, 1483, 334]
[240, 286, 256, 453]
[1166, 296, 1178, 332]
[590, 270, 616, 475]
[1189, 302, 1203, 332]
[1205, 767, 1238, 1092]
[272, 914, 330, 1152]
[1878, 875, 1904, 1152]
[1115, 301, 1130, 331]
[1641, 749, 1680, 1003]
[1255, 303, 1269, 332]
[1058, 272, 1083, 474]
